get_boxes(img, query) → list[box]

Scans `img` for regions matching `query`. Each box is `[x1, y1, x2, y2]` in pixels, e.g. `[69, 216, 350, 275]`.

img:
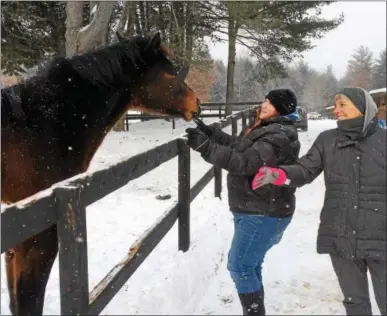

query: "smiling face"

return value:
[259, 98, 279, 120]
[333, 94, 363, 121]
[124, 33, 201, 121]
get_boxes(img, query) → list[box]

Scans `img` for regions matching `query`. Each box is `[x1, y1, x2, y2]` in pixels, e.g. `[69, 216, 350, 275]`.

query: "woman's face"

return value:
[333, 94, 363, 121]
[259, 99, 278, 120]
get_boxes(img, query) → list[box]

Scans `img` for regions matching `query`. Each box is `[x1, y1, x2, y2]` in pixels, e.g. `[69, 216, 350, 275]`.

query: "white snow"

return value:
[1, 119, 380, 315]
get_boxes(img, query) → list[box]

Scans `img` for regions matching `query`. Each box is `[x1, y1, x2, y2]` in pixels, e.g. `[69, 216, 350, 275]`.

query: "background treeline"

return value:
[211, 46, 386, 111]
[1, 1, 385, 114]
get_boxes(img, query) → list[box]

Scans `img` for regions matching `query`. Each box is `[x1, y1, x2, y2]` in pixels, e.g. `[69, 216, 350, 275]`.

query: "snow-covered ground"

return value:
[1, 119, 380, 315]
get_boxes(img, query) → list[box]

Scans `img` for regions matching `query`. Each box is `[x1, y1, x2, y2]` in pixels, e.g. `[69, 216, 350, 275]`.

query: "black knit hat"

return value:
[265, 89, 297, 115]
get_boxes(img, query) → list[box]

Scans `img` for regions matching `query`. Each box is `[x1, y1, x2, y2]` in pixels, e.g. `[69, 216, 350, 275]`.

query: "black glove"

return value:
[185, 127, 211, 154]
[194, 119, 233, 146]
[194, 119, 217, 137]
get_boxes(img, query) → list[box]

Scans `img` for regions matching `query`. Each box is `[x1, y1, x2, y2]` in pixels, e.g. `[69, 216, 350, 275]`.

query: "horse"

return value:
[1, 32, 201, 316]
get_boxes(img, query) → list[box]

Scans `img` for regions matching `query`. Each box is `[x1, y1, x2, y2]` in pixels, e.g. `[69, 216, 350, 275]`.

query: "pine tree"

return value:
[343, 46, 374, 89]
[372, 49, 386, 89]
[1, 1, 66, 75]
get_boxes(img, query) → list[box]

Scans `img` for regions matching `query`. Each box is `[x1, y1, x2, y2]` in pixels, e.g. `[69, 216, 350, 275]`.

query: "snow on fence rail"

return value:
[1, 105, 258, 315]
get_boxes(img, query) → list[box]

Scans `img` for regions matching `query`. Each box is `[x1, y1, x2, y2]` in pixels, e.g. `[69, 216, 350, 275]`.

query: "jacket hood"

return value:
[359, 87, 377, 132]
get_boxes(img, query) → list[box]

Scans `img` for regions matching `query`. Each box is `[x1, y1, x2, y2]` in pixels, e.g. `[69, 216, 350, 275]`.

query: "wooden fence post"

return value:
[248, 109, 255, 126]
[177, 139, 190, 252]
[232, 116, 238, 137]
[213, 122, 222, 199]
[242, 111, 247, 131]
[56, 185, 89, 316]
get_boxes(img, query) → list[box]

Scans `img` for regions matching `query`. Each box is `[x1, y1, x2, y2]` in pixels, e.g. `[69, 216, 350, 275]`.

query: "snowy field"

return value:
[1, 119, 380, 315]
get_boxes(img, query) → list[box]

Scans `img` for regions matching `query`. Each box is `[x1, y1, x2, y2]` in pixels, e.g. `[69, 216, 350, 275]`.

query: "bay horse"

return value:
[1, 32, 201, 316]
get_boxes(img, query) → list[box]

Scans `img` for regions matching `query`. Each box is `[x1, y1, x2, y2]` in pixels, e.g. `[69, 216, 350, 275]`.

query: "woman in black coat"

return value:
[185, 89, 300, 315]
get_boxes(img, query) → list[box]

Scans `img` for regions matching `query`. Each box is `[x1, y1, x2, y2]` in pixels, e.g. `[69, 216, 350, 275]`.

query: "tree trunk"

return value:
[145, 1, 150, 33]
[65, 1, 114, 57]
[185, 3, 194, 62]
[158, 3, 167, 40]
[113, 1, 137, 131]
[138, 1, 146, 34]
[178, 2, 194, 80]
[225, 18, 238, 117]
[127, 2, 136, 36]
[117, 1, 130, 35]
[134, 3, 142, 35]
[47, 3, 66, 58]
[117, 1, 136, 37]
[170, 1, 185, 56]
[65, 1, 84, 57]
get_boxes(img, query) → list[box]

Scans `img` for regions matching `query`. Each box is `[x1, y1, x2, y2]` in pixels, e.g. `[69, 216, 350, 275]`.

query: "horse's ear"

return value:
[146, 32, 162, 52]
[116, 31, 125, 42]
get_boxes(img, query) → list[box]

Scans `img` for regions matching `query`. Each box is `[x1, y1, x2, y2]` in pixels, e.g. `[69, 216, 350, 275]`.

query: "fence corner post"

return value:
[213, 122, 222, 199]
[242, 111, 247, 131]
[231, 116, 238, 137]
[177, 139, 191, 252]
[56, 185, 89, 316]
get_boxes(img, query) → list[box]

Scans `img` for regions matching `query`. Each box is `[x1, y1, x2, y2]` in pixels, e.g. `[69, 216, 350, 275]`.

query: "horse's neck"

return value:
[60, 87, 132, 171]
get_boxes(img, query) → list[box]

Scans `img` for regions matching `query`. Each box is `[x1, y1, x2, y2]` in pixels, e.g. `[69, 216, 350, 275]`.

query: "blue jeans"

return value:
[227, 212, 292, 294]
[377, 119, 386, 129]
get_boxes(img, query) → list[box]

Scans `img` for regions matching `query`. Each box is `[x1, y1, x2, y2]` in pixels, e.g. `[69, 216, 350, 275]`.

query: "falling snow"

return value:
[0, 119, 380, 315]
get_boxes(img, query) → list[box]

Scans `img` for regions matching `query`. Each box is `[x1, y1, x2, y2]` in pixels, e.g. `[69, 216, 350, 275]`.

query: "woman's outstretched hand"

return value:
[185, 127, 210, 153]
[252, 166, 289, 190]
[193, 118, 217, 137]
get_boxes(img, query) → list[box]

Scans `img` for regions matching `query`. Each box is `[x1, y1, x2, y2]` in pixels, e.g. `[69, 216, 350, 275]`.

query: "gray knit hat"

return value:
[337, 87, 366, 114]
[336, 87, 378, 131]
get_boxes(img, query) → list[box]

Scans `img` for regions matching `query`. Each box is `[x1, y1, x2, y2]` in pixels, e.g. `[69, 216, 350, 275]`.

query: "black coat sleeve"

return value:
[211, 129, 235, 147]
[201, 136, 281, 176]
[280, 133, 325, 187]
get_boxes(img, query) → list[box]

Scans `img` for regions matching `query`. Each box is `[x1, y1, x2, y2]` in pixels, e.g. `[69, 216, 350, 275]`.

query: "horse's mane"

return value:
[62, 36, 151, 89]
[1, 35, 157, 129]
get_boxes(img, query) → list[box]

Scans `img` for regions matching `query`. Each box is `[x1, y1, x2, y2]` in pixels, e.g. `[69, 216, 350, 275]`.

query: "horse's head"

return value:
[116, 33, 201, 121]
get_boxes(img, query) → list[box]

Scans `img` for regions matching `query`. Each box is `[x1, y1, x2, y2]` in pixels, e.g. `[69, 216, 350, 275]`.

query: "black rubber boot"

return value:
[238, 287, 265, 315]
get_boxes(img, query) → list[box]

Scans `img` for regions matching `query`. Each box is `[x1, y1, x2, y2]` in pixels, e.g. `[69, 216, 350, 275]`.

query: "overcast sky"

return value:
[207, 2, 386, 79]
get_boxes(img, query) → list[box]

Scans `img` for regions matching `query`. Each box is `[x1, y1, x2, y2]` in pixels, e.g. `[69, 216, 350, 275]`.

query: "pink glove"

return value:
[251, 166, 289, 190]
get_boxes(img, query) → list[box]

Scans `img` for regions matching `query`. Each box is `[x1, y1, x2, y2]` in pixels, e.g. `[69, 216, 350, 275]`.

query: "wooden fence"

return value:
[1, 106, 258, 315]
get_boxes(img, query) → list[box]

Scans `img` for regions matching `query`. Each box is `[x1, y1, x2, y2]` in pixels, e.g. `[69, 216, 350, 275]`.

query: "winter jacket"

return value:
[281, 99, 386, 260]
[201, 117, 300, 217]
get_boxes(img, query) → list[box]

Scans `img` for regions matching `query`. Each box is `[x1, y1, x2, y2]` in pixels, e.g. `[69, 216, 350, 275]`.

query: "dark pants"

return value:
[330, 254, 386, 315]
[227, 212, 292, 294]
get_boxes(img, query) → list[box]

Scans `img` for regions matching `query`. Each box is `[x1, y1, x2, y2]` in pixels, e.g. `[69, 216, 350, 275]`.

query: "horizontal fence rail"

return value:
[1, 103, 259, 315]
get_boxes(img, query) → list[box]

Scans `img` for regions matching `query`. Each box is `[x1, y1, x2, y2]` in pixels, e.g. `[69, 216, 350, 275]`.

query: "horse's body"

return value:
[1, 33, 201, 316]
